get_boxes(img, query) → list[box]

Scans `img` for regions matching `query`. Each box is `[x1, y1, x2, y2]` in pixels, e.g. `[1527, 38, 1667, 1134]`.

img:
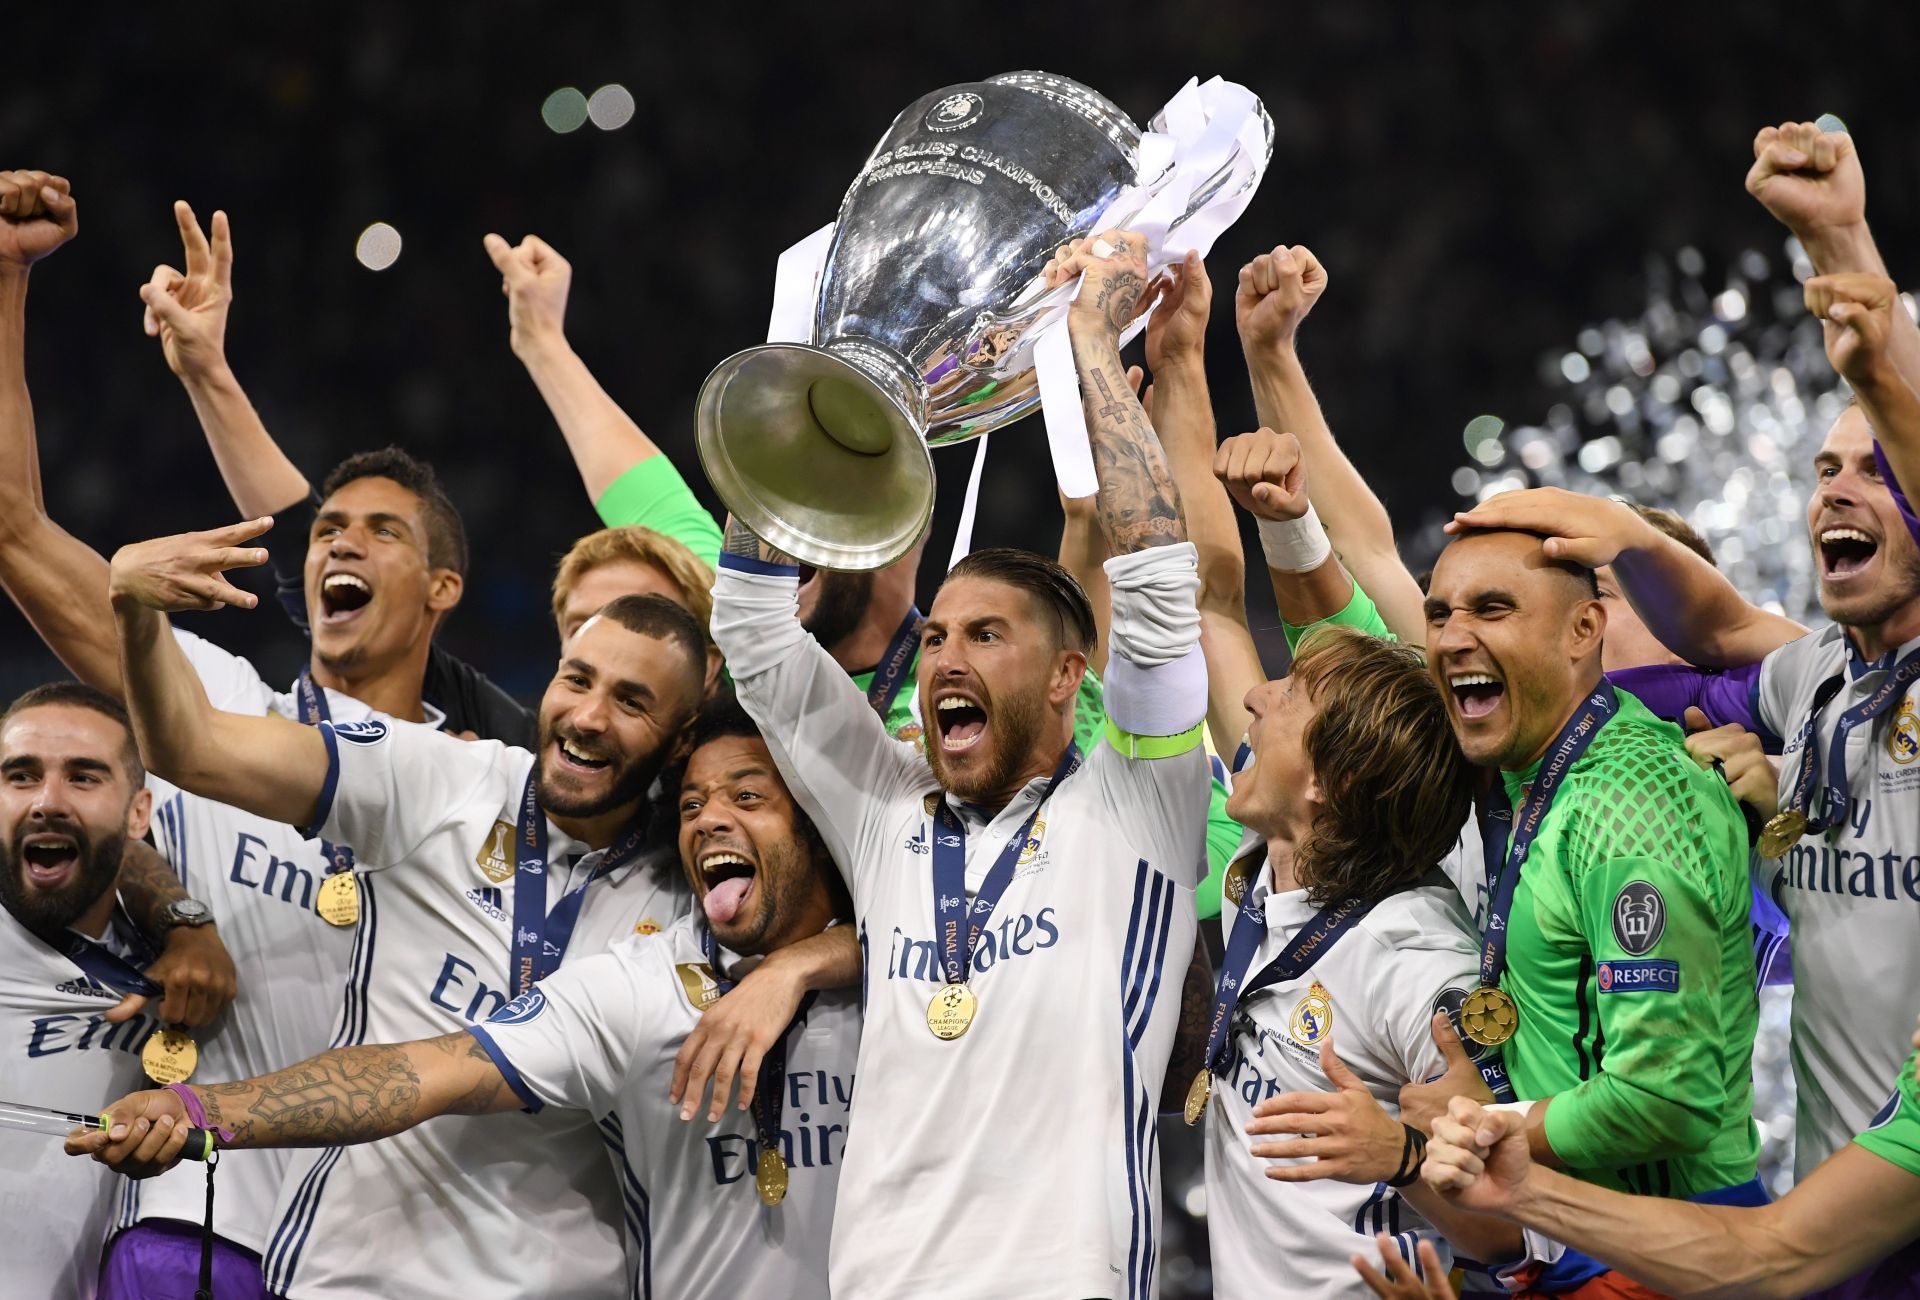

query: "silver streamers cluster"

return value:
[1442, 236, 1900, 626]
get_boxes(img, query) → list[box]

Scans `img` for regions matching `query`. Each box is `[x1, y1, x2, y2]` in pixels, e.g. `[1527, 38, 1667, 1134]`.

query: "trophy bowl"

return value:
[697, 71, 1147, 570]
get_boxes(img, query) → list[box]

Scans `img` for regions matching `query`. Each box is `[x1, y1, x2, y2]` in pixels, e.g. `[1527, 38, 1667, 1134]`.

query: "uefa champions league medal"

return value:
[926, 982, 978, 1040]
[1460, 986, 1519, 1048]
[141, 1028, 199, 1084]
[316, 872, 360, 927]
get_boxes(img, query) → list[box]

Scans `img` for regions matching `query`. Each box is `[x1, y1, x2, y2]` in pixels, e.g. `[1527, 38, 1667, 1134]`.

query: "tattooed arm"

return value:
[68, 1032, 517, 1176]
[107, 839, 238, 1029]
[1047, 230, 1187, 555]
[721, 514, 799, 568]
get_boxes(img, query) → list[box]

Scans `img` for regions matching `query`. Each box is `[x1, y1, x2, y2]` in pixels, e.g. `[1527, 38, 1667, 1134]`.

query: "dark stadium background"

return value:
[4, 3, 1917, 1291]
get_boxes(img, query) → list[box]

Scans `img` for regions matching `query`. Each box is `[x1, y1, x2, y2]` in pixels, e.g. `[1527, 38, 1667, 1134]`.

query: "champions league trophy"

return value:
[696, 71, 1271, 569]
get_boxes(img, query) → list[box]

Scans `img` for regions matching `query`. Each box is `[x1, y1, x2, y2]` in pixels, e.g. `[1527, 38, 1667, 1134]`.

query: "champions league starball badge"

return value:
[926, 982, 978, 1040]
[141, 1028, 199, 1084]
[1460, 986, 1518, 1048]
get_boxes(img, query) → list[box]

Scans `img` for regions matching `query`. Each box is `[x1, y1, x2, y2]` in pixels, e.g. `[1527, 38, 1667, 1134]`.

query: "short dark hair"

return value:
[1628, 503, 1716, 567]
[942, 547, 1097, 653]
[1446, 526, 1600, 598]
[320, 447, 469, 577]
[586, 593, 708, 679]
[0, 681, 145, 788]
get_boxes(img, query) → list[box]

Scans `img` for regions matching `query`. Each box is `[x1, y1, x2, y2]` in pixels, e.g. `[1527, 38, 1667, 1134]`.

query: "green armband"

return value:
[1103, 717, 1205, 759]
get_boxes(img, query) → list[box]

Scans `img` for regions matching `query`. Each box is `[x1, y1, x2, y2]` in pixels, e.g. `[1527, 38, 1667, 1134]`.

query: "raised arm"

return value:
[140, 203, 311, 519]
[108, 520, 330, 827]
[1426, 1093, 1920, 1300]
[1048, 230, 1185, 555]
[1449, 488, 1805, 666]
[68, 1031, 516, 1177]
[1806, 270, 1920, 518]
[1237, 244, 1427, 643]
[0, 170, 125, 690]
[1055, 486, 1113, 674]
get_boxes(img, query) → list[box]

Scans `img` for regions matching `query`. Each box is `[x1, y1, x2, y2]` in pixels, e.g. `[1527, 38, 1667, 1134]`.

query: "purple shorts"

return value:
[98, 1219, 269, 1300]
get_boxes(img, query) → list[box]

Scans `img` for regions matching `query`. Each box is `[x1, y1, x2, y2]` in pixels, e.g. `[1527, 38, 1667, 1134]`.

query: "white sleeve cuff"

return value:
[1103, 542, 1201, 669]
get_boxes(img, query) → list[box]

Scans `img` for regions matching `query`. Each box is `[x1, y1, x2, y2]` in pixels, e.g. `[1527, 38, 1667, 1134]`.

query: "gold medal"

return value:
[141, 1028, 199, 1084]
[1460, 985, 1519, 1048]
[926, 983, 978, 1040]
[1757, 810, 1808, 860]
[755, 1148, 789, 1206]
[316, 872, 361, 927]
[1183, 1069, 1211, 1126]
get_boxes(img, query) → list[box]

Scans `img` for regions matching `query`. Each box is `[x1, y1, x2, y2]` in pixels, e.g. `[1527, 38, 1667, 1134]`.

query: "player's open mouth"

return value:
[553, 736, 611, 774]
[318, 572, 374, 626]
[934, 693, 988, 752]
[699, 848, 758, 924]
[20, 833, 80, 889]
[1449, 672, 1505, 721]
[1818, 526, 1879, 583]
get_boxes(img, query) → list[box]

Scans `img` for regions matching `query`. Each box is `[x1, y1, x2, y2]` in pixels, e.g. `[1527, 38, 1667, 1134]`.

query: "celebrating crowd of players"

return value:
[0, 113, 1915, 1300]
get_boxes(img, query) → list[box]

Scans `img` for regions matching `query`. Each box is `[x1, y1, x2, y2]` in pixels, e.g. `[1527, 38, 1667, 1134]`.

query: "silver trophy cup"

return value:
[697, 71, 1147, 570]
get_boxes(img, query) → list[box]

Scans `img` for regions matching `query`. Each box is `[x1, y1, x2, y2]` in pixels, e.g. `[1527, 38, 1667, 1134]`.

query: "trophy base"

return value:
[697, 343, 935, 571]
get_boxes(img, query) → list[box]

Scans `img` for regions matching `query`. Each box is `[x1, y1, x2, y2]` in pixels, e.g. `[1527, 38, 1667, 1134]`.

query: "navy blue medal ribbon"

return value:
[509, 769, 651, 997]
[1784, 648, 1920, 831]
[865, 608, 925, 718]
[930, 743, 1081, 988]
[699, 923, 819, 1166]
[1475, 683, 1618, 989]
[43, 922, 162, 1000]
[296, 672, 355, 878]
[1201, 876, 1374, 1076]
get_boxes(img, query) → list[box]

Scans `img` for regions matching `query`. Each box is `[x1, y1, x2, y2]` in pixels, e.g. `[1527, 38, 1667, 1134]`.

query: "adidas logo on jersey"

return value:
[54, 974, 116, 1000]
[465, 887, 507, 923]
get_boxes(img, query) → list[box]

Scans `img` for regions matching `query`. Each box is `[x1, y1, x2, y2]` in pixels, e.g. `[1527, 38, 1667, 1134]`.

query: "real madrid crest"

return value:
[1016, 817, 1046, 866]
[1289, 979, 1334, 1047]
[1888, 701, 1919, 766]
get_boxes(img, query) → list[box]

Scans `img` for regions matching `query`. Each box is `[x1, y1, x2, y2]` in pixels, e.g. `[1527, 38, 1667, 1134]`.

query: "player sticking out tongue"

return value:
[699, 845, 756, 925]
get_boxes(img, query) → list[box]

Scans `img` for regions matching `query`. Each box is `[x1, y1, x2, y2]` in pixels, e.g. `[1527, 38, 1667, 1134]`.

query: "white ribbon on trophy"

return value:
[762, 75, 1269, 568]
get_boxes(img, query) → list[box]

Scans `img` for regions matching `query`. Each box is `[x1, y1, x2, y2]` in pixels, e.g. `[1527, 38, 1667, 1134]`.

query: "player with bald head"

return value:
[1419, 525, 1761, 1295]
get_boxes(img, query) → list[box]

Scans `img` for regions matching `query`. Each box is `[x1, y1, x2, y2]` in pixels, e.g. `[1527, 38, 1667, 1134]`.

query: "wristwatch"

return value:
[158, 898, 216, 932]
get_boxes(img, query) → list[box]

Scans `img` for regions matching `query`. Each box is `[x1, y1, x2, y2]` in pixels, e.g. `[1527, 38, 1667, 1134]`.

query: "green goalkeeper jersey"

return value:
[1283, 579, 1760, 1196]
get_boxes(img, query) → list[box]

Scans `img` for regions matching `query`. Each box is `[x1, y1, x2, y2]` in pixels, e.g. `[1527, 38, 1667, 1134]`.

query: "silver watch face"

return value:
[167, 899, 214, 925]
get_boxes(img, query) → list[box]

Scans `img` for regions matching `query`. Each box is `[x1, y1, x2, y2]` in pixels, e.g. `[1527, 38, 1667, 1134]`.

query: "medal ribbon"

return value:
[865, 608, 925, 718]
[1475, 683, 1619, 989]
[509, 770, 652, 997]
[1201, 880, 1375, 1076]
[1786, 649, 1920, 831]
[930, 743, 1081, 987]
[296, 672, 355, 878]
[35, 914, 162, 1000]
[700, 923, 819, 1161]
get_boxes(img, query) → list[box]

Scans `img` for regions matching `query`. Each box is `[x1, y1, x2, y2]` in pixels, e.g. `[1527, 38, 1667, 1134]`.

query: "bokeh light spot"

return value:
[354, 222, 402, 271]
[543, 87, 590, 133]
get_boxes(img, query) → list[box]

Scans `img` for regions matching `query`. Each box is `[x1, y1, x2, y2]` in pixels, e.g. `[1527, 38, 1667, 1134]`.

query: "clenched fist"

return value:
[1236, 243, 1326, 354]
[1214, 428, 1310, 522]
[0, 170, 78, 268]
[1805, 271, 1900, 389]
[484, 233, 573, 357]
[1746, 120, 1865, 240]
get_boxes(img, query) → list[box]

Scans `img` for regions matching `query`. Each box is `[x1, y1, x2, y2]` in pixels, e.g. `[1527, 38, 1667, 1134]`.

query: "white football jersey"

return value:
[713, 556, 1210, 1300]
[114, 630, 369, 1252]
[470, 914, 859, 1299]
[1198, 833, 1483, 1300]
[1, 903, 159, 1298]
[1755, 623, 1920, 1174]
[260, 717, 689, 1299]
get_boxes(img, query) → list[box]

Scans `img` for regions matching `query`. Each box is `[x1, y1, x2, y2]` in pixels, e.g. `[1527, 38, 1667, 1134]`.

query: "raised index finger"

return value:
[175, 201, 211, 279]
[199, 516, 275, 548]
